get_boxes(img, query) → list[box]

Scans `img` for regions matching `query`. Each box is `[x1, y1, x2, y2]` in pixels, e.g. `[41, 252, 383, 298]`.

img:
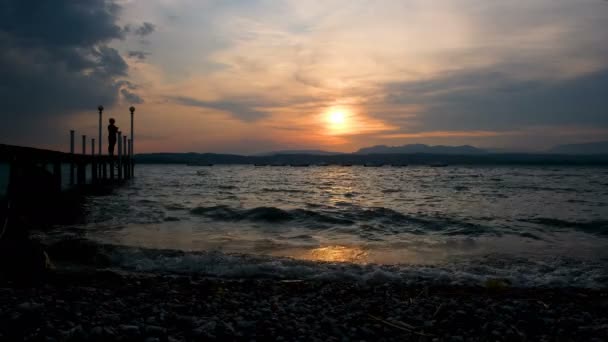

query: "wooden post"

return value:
[130, 106, 135, 178]
[103, 160, 108, 180]
[82, 135, 86, 155]
[53, 162, 62, 192]
[91, 138, 97, 182]
[117, 131, 122, 180]
[123, 135, 128, 178]
[77, 162, 85, 185]
[70, 130, 75, 185]
[7, 157, 18, 205]
[127, 139, 132, 179]
[98, 105, 104, 156]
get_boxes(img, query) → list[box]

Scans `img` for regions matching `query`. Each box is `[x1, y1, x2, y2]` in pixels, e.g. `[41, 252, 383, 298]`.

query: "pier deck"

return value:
[0, 143, 134, 194]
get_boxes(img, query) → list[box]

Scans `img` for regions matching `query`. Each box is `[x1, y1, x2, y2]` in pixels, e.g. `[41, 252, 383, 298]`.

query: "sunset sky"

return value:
[1, 0, 608, 153]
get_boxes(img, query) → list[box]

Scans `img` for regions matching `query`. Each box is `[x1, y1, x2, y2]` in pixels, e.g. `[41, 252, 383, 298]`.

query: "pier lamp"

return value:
[129, 106, 135, 158]
[98, 105, 104, 155]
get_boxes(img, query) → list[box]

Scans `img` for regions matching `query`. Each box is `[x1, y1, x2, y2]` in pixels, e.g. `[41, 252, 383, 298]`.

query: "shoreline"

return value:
[1, 268, 607, 341]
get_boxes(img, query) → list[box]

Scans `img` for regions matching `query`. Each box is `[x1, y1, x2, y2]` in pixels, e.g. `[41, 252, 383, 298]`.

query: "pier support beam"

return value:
[69, 130, 75, 185]
[117, 132, 123, 180]
[76, 163, 85, 185]
[53, 162, 62, 192]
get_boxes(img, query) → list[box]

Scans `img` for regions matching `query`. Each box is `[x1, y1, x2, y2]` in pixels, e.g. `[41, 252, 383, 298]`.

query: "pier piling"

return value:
[70, 130, 75, 185]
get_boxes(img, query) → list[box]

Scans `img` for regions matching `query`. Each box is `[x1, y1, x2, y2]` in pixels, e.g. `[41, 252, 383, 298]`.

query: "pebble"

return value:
[17, 302, 43, 312]
[119, 324, 140, 337]
[144, 325, 165, 336]
[0, 271, 606, 341]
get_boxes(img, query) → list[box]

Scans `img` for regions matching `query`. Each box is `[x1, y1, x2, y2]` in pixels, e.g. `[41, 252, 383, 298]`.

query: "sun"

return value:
[328, 110, 346, 125]
[324, 107, 352, 134]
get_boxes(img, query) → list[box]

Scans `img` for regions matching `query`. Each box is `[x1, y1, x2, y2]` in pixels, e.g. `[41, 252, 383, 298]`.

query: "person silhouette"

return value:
[108, 118, 118, 156]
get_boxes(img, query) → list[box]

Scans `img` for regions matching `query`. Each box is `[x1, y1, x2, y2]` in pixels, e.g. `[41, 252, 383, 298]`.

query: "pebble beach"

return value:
[1, 269, 607, 341]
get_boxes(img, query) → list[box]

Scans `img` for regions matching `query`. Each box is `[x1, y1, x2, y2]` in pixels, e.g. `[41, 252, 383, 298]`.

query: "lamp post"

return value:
[98, 105, 104, 155]
[130, 106, 135, 176]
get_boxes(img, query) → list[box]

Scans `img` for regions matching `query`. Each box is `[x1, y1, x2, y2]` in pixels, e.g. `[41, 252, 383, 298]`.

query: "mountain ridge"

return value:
[548, 141, 608, 155]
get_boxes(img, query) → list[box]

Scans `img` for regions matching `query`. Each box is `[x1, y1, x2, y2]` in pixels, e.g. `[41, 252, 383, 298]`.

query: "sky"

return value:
[1, 0, 607, 154]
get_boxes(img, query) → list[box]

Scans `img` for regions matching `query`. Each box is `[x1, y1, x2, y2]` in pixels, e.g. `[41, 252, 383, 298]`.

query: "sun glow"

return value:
[324, 107, 352, 134]
[328, 110, 346, 125]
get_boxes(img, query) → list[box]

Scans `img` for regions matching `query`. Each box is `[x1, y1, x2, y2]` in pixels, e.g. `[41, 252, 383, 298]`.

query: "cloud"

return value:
[128, 50, 150, 61]
[0, 0, 131, 145]
[134, 22, 155, 37]
[171, 96, 268, 122]
[121, 89, 144, 104]
[383, 67, 608, 132]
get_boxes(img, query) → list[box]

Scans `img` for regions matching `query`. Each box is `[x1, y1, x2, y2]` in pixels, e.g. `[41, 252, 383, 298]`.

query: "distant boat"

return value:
[340, 164, 353, 167]
[430, 162, 448, 167]
[364, 163, 384, 167]
[187, 162, 213, 166]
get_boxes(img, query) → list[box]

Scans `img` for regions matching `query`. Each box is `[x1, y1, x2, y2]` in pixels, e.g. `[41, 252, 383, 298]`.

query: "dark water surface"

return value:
[41, 164, 608, 287]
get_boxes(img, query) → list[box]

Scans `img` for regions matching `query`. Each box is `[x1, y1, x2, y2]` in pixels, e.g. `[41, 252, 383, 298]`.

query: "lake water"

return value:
[41, 164, 608, 287]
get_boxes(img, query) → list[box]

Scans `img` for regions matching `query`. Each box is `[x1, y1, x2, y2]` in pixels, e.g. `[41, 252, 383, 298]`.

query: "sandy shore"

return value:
[1, 269, 607, 341]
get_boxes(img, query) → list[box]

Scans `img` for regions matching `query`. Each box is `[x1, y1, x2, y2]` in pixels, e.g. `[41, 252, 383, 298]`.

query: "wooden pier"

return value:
[0, 142, 135, 238]
[0, 143, 134, 194]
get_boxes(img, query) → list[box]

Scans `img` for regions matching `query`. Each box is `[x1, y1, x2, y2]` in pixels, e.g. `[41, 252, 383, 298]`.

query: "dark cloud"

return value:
[172, 96, 268, 122]
[0, 0, 135, 145]
[121, 89, 144, 104]
[383, 67, 608, 132]
[0, 1, 124, 46]
[134, 22, 155, 37]
[128, 50, 150, 61]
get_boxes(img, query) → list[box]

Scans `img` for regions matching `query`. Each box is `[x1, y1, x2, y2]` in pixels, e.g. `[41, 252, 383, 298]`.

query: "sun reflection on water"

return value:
[297, 245, 370, 263]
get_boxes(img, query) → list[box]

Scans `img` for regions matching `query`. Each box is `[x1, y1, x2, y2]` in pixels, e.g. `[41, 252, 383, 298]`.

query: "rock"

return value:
[118, 324, 140, 338]
[144, 325, 165, 337]
[64, 325, 87, 341]
[17, 302, 43, 312]
[175, 315, 199, 328]
[236, 319, 255, 330]
[193, 321, 217, 338]
[90, 326, 104, 338]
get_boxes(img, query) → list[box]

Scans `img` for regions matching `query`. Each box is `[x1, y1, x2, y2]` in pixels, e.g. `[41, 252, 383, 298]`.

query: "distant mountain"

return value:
[356, 144, 487, 155]
[256, 149, 343, 156]
[548, 141, 608, 155]
[135, 152, 608, 166]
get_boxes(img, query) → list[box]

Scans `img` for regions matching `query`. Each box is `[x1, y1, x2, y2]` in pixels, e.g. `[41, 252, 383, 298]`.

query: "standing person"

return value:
[108, 118, 118, 156]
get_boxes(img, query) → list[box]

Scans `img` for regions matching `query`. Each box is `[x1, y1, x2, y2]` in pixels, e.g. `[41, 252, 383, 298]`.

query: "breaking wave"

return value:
[45, 238, 608, 289]
[188, 205, 492, 235]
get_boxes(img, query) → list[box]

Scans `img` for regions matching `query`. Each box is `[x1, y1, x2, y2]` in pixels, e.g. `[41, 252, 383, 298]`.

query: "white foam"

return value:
[106, 246, 608, 288]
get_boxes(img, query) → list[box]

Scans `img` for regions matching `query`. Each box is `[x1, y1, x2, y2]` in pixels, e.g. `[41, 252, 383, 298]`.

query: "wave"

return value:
[381, 189, 401, 193]
[44, 238, 608, 289]
[261, 188, 309, 194]
[218, 185, 238, 190]
[520, 218, 608, 235]
[190, 205, 353, 225]
[188, 205, 491, 235]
